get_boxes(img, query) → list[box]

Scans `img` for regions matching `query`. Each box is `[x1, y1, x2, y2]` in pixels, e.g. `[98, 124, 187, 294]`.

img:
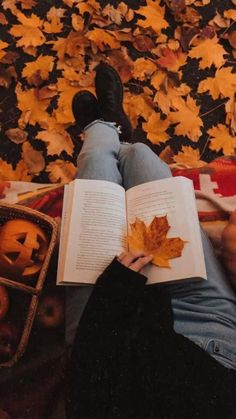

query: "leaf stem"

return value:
[200, 137, 210, 159]
[200, 101, 226, 118]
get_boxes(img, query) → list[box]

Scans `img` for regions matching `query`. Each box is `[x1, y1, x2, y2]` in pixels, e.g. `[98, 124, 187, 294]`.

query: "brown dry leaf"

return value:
[164, 0, 186, 14]
[6, 128, 28, 144]
[124, 91, 153, 127]
[169, 95, 203, 141]
[133, 58, 157, 81]
[0, 13, 8, 25]
[46, 160, 77, 183]
[87, 28, 120, 52]
[189, 36, 226, 69]
[106, 48, 134, 83]
[198, 67, 236, 100]
[36, 85, 58, 101]
[227, 31, 236, 49]
[208, 124, 236, 155]
[142, 112, 170, 144]
[0, 158, 32, 181]
[159, 145, 175, 164]
[133, 34, 155, 52]
[0, 51, 19, 65]
[22, 141, 45, 175]
[127, 215, 185, 268]
[102, 3, 127, 25]
[225, 97, 236, 136]
[0, 65, 17, 88]
[22, 55, 55, 86]
[36, 130, 74, 156]
[52, 31, 88, 64]
[175, 6, 201, 26]
[136, 0, 168, 34]
[156, 47, 187, 72]
[10, 12, 45, 48]
[16, 84, 54, 128]
[173, 145, 206, 168]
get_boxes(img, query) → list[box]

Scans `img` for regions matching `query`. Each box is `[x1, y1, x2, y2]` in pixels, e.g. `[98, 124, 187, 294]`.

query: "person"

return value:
[66, 63, 236, 419]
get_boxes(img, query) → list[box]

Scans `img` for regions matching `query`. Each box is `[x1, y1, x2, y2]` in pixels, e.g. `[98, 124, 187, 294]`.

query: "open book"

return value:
[57, 177, 207, 285]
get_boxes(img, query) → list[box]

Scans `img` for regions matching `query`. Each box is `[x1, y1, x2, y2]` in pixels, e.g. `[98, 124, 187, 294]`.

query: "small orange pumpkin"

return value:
[0, 219, 48, 278]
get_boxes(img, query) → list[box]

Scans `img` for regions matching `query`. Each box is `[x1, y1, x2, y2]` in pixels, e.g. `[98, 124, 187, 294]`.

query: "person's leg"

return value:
[118, 142, 236, 369]
[67, 120, 123, 347]
[118, 142, 171, 190]
[76, 120, 122, 184]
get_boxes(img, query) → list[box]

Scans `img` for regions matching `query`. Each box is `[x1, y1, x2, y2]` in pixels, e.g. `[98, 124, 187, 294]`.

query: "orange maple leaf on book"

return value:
[127, 215, 186, 268]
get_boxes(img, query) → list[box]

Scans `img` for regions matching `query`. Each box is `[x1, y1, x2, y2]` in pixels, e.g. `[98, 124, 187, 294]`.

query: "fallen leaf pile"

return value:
[127, 215, 185, 268]
[0, 0, 235, 183]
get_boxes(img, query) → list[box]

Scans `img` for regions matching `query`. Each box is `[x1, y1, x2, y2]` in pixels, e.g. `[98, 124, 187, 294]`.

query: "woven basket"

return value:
[0, 203, 58, 367]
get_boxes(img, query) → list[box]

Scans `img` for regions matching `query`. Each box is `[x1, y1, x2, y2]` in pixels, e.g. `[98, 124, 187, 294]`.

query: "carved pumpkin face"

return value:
[0, 219, 48, 278]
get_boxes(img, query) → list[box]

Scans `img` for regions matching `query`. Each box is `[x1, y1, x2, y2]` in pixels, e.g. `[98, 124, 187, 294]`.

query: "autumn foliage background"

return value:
[0, 0, 235, 184]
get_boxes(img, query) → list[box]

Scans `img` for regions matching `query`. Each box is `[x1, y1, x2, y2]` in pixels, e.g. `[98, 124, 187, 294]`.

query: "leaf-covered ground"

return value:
[0, 0, 235, 183]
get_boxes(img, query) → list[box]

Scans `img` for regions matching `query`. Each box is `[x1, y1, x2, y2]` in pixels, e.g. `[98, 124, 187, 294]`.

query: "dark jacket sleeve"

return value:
[66, 258, 147, 419]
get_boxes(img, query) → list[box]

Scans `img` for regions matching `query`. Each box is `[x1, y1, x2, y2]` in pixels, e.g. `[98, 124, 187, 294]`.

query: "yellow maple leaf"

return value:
[0, 159, 32, 181]
[0, 40, 9, 60]
[136, 0, 168, 34]
[169, 95, 203, 141]
[2, 0, 18, 15]
[153, 83, 191, 115]
[198, 67, 236, 100]
[189, 36, 226, 69]
[224, 9, 236, 20]
[71, 13, 84, 31]
[173, 146, 206, 168]
[133, 57, 157, 81]
[208, 124, 236, 155]
[36, 129, 74, 156]
[22, 141, 45, 175]
[43, 7, 66, 34]
[87, 28, 120, 52]
[142, 112, 170, 144]
[22, 55, 55, 86]
[46, 160, 77, 183]
[10, 11, 45, 48]
[124, 91, 153, 127]
[76, 0, 101, 15]
[16, 84, 54, 128]
[127, 215, 185, 268]
[19, 0, 37, 10]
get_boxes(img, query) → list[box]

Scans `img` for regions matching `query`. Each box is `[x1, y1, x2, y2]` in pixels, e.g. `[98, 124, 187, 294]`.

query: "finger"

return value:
[119, 251, 145, 267]
[117, 251, 126, 261]
[130, 255, 153, 272]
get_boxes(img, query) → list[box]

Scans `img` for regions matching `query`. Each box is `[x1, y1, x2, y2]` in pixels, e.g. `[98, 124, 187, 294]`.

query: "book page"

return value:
[62, 179, 127, 284]
[126, 177, 206, 284]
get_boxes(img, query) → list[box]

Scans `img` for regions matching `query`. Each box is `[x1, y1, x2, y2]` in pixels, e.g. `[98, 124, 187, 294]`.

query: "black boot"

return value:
[72, 90, 100, 132]
[95, 62, 133, 142]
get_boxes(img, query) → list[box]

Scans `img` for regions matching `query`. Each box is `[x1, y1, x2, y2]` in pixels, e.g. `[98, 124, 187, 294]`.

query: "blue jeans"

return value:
[67, 121, 236, 369]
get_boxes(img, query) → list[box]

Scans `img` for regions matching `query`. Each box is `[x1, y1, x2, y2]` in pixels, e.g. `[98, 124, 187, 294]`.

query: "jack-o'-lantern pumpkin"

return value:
[0, 219, 48, 278]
